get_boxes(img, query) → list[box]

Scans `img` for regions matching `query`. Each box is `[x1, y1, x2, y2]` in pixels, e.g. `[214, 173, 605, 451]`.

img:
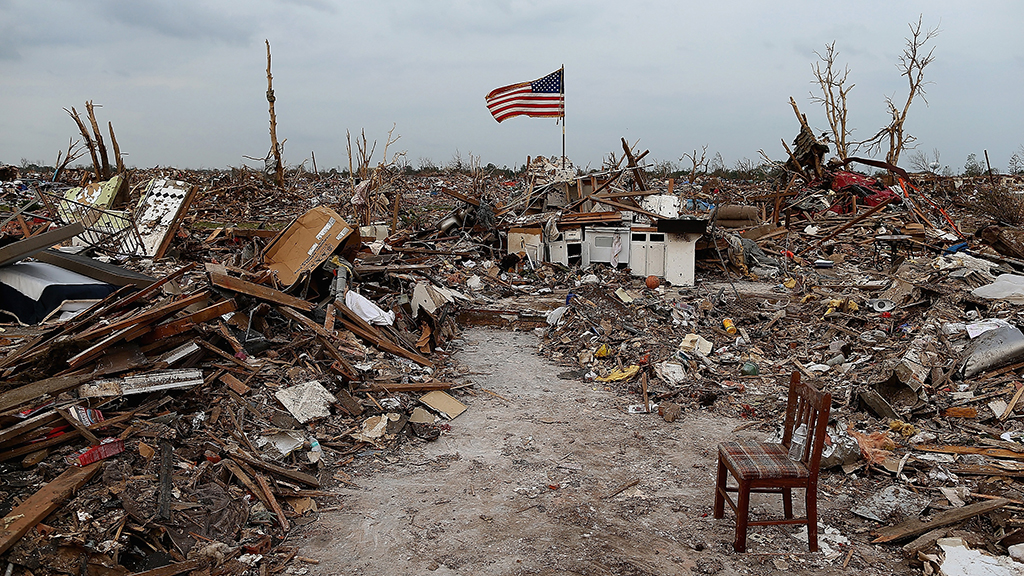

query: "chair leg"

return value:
[806, 486, 818, 553]
[782, 487, 793, 519]
[713, 456, 726, 519]
[734, 480, 750, 553]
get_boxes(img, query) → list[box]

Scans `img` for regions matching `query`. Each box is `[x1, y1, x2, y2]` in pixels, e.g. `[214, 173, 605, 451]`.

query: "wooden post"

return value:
[266, 40, 285, 188]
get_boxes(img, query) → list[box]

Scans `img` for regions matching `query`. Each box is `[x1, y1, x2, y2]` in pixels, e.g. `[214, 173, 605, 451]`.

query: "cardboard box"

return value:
[261, 206, 357, 287]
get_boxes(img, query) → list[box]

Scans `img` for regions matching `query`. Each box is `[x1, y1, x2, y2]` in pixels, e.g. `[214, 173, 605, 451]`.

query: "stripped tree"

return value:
[862, 15, 939, 166]
[810, 41, 854, 160]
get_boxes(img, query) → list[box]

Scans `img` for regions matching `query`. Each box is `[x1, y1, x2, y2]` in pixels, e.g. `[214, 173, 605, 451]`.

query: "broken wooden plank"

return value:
[438, 186, 480, 207]
[221, 373, 251, 395]
[229, 448, 320, 487]
[35, 249, 155, 288]
[127, 558, 204, 576]
[362, 381, 453, 393]
[902, 528, 949, 554]
[195, 338, 258, 372]
[0, 222, 85, 267]
[871, 498, 1010, 543]
[0, 410, 61, 446]
[57, 408, 100, 446]
[255, 473, 290, 532]
[915, 445, 1024, 460]
[0, 410, 138, 462]
[75, 291, 211, 341]
[0, 462, 101, 555]
[209, 271, 313, 311]
[334, 301, 433, 368]
[0, 374, 94, 414]
[141, 298, 237, 343]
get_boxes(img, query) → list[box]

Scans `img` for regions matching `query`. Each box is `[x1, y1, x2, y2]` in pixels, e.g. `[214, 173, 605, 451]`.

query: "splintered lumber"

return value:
[127, 559, 204, 576]
[871, 498, 1010, 543]
[799, 195, 896, 255]
[915, 445, 1024, 460]
[0, 374, 93, 413]
[0, 462, 101, 555]
[142, 298, 237, 343]
[333, 302, 433, 368]
[76, 291, 211, 341]
[255, 473, 290, 532]
[585, 196, 663, 220]
[229, 449, 320, 487]
[439, 186, 480, 206]
[0, 411, 61, 446]
[363, 381, 452, 393]
[209, 271, 313, 311]
[0, 410, 137, 462]
[106, 262, 197, 316]
[0, 223, 86, 267]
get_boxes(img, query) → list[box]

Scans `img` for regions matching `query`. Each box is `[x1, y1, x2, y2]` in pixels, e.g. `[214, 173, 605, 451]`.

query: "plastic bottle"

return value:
[723, 318, 737, 335]
[789, 423, 808, 461]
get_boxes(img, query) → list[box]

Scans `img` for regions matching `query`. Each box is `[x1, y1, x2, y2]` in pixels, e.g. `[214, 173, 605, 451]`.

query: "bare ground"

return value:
[287, 328, 911, 575]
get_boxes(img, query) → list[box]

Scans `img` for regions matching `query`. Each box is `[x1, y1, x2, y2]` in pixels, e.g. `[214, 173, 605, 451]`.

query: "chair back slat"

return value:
[780, 372, 832, 470]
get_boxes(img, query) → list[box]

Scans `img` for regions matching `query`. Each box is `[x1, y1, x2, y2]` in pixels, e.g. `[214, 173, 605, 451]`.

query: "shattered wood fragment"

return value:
[221, 373, 251, 395]
[195, 339, 258, 372]
[333, 389, 364, 417]
[209, 271, 314, 310]
[56, 408, 100, 446]
[0, 462, 100, 555]
[0, 410, 61, 446]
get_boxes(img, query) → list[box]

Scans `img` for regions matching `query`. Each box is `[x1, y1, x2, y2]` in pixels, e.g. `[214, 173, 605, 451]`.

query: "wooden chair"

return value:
[713, 371, 831, 552]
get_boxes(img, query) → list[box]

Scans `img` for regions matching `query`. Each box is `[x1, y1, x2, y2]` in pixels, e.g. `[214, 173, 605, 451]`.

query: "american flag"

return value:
[485, 68, 563, 123]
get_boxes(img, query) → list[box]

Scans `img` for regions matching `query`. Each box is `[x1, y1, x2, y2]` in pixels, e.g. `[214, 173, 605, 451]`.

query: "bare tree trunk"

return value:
[266, 40, 284, 188]
[66, 106, 101, 180]
[108, 122, 124, 174]
[85, 101, 110, 178]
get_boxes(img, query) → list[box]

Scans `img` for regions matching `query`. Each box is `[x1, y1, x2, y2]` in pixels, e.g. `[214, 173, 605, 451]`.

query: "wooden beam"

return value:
[75, 291, 211, 341]
[438, 187, 480, 207]
[334, 301, 433, 368]
[871, 498, 1010, 543]
[0, 462, 101, 555]
[141, 299, 237, 343]
[229, 448, 320, 487]
[0, 374, 93, 414]
[209, 271, 313, 311]
[362, 381, 452, 393]
[586, 195, 663, 220]
[798, 195, 896, 255]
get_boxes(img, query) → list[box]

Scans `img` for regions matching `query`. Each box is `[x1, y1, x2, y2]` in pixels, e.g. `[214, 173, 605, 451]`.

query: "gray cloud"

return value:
[98, 0, 255, 45]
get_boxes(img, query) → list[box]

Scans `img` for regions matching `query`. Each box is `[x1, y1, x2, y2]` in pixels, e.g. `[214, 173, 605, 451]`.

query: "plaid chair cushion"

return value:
[719, 440, 809, 480]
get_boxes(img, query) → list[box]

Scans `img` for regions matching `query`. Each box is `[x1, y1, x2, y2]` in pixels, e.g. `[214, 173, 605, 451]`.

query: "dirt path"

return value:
[289, 328, 908, 575]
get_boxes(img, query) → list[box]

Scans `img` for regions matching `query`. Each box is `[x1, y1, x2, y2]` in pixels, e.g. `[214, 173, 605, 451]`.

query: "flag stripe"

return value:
[485, 69, 563, 123]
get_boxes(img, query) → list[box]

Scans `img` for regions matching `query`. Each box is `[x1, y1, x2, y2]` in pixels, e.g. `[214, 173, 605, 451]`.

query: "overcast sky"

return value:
[2, 1, 1022, 175]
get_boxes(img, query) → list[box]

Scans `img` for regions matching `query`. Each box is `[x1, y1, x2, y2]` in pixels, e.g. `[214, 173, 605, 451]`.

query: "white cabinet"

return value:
[630, 231, 666, 277]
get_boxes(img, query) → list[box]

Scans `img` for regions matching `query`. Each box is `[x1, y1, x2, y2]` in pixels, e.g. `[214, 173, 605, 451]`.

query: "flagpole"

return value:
[561, 65, 565, 169]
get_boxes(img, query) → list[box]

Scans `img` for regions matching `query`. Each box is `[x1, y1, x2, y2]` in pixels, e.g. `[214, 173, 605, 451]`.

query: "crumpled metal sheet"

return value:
[960, 324, 1024, 378]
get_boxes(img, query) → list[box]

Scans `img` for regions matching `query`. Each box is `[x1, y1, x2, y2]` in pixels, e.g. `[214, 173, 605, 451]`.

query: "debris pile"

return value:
[4, 124, 1024, 573]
